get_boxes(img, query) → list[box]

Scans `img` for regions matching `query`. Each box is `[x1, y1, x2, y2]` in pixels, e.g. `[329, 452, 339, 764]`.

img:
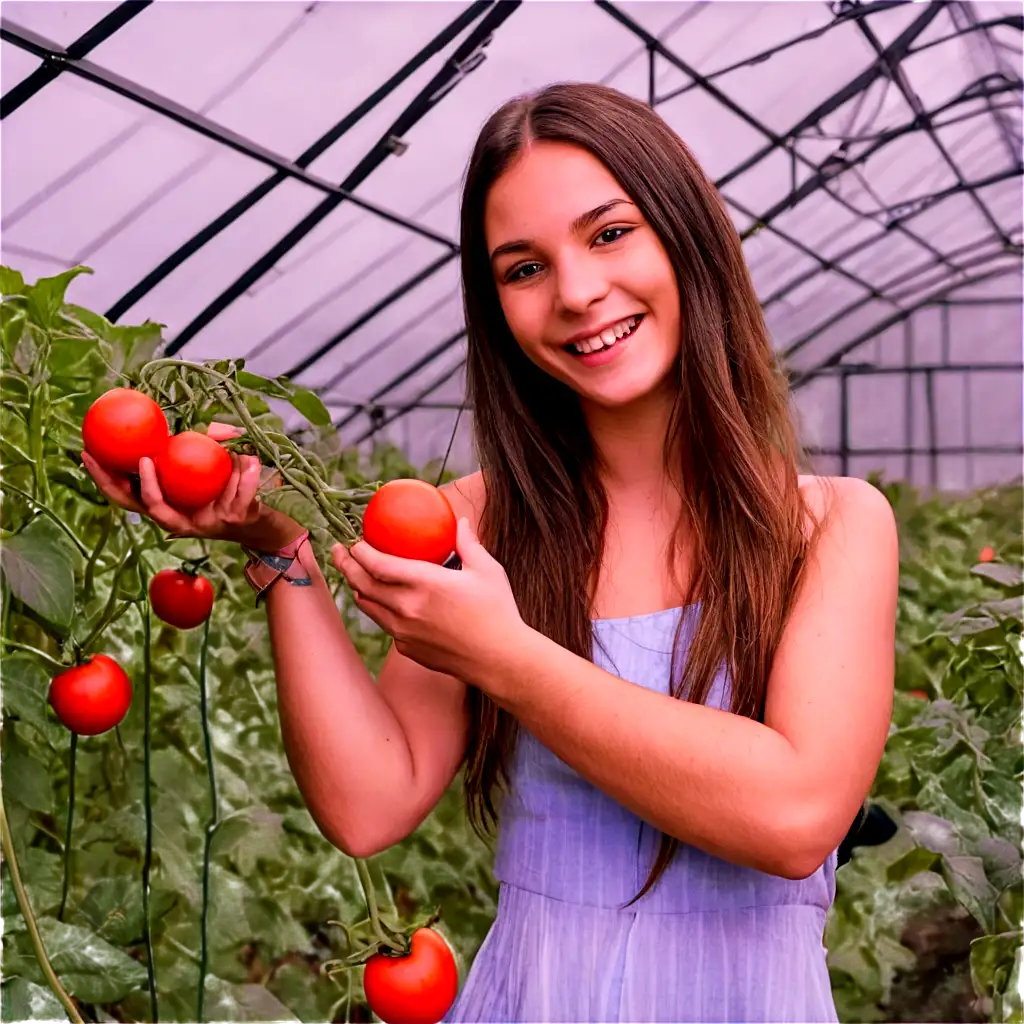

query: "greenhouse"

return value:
[1, 1, 1021, 1023]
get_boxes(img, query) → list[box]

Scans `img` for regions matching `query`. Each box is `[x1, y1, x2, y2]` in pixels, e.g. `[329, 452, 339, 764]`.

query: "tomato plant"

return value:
[149, 569, 214, 630]
[153, 431, 233, 511]
[47, 655, 133, 736]
[363, 927, 459, 1024]
[362, 479, 457, 564]
[81, 388, 169, 475]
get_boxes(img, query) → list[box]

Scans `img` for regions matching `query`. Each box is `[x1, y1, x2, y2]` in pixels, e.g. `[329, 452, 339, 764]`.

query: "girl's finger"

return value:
[137, 457, 194, 533]
[81, 453, 146, 513]
[232, 457, 262, 516]
[206, 422, 245, 442]
[214, 455, 243, 514]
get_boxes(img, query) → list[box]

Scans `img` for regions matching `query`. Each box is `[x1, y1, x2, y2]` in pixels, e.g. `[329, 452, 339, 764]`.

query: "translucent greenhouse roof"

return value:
[2, 0, 1022, 487]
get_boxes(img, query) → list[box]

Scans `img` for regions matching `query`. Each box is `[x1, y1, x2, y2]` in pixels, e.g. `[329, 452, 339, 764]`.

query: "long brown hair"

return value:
[458, 82, 827, 904]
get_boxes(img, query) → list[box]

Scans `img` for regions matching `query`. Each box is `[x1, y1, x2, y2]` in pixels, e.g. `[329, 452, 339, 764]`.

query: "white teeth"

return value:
[572, 316, 638, 354]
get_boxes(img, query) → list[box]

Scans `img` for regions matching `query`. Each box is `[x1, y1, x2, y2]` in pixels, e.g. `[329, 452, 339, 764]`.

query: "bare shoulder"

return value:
[798, 473, 898, 568]
[439, 470, 487, 530]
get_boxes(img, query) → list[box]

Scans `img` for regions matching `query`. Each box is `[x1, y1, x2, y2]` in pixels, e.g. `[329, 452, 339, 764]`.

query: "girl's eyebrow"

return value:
[489, 198, 635, 264]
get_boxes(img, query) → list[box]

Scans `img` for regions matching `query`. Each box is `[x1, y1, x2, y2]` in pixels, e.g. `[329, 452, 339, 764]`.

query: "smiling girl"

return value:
[84, 82, 898, 1022]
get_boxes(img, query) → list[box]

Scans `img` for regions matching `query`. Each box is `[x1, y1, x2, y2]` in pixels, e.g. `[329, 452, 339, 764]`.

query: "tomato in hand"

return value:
[363, 928, 458, 1024]
[82, 388, 168, 475]
[149, 569, 215, 629]
[154, 431, 233, 511]
[362, 480, 457, 564]
[48, 655, 133, 735]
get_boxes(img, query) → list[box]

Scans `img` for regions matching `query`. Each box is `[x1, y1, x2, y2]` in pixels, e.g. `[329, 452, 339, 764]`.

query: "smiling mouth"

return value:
[563, 315, 644, 356]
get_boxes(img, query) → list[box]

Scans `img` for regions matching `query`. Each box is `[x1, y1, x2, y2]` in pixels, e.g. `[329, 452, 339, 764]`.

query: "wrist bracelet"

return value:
[241, 530, 311, 606]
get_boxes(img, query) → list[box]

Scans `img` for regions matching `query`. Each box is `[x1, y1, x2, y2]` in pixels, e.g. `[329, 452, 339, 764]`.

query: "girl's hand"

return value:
[81, 422, 296, 546]
[333, 517, 528, 685]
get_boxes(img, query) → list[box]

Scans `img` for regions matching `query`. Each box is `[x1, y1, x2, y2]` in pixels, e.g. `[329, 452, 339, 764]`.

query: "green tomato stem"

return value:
[0, 481, 90, 557]
[196, 616, 217, 1024]
[57, 732, 77, 921]
[82, 510, 113, 601]
[353, 858, 405, 954]
[0, 638, 66, 671]
[28, 382, 53, 506]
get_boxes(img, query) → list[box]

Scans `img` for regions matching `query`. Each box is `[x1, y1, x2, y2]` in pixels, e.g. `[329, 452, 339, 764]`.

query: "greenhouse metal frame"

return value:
[2, 0, 1021, 489]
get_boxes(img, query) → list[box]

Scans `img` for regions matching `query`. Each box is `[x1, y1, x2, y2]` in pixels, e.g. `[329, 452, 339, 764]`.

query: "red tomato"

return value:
[978, 546, 995, 563]
[82, 388, 168, 475]
[907, 689, 929, 700]
[48, 654, 132, 735]
[363, 928, 458, 1024]
[362, 480, 457, 564]
[154, 431, 233, 511]
[149, 569, 214, 629]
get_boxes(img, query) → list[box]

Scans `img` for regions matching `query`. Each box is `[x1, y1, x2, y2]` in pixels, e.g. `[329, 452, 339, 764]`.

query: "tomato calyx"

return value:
[323, 905, 442, 971]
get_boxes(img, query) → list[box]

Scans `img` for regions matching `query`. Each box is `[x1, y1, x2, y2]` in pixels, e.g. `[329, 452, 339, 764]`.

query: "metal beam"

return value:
[165, 0, 521, 356]
[790, 265, 1022, 386]
[0, 19, 458, 262]
[0, 1, 151, 119]
[104, 0, 491, 323]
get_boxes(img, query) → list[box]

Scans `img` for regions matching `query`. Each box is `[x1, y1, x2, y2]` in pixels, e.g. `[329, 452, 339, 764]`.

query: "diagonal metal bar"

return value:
[790, 264, 1021, 386]
[600, 0, 954, 270]
[335, 327, 467, 430]
[286, 251, 460, 381]
[854, 14, 1010, 244]
[0, 1, 151, 118]
[0, 19, 458, 259]
[104, 0, 491, 323]
[165, 1, 521, 356]
[354, 357, 467, 444]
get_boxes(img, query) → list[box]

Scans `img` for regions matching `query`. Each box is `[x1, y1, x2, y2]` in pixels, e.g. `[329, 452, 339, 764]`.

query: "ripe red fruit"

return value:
[82, 388, 168, 475]
[48, 655, 133, 735]
[363, 928, 459, 1024]
[149, 569, 214, 629]
[154, 431, 233, 511]
[907, 689, 929, 700]
[978, 546, 995, 563]
[362, 480, 457, 564]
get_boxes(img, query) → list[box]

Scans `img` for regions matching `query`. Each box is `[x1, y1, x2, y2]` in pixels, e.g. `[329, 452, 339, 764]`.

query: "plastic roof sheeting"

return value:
[2, 0, 1021, 487]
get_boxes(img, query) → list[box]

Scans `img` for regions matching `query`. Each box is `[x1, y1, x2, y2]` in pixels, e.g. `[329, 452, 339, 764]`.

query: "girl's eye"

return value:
[596, 226, 631, 245]
[507, 262, 543, 283]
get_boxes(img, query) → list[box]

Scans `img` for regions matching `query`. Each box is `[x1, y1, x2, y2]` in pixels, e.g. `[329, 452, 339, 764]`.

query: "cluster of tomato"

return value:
[46, 388, 461, 1023]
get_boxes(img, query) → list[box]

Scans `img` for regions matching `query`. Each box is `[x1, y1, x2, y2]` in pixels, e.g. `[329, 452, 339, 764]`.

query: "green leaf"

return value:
[237, 371, 291, 399]
[2, 748, 54, 813]
[1, 656, 62, 745]
[941, 854, 999, 933]
[1, 516, 76, 628]
[25, 267, 93, 328]
[287, 386, 331, 427]
[972, 561, 1024, 593]
[79, 876, 146, 946]
[902, 811, 964, 857]
[1, 978, 66, 1021]
[201, 977, 301, 1022]
[970, 931, 1022, 1018]
[976, 837, 1024, 894]
[36, 917, 148, 1003]
[886, 845, 940, 883]
[0, 265, 27, 296]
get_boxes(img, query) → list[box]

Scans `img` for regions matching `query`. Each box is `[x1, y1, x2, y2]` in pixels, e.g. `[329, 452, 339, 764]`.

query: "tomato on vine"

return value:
[149, 568, 215, 629]
[363, 928, 459, 1024]
[48, 655, 133, 735]
[362, 480, 457, 565]
[82, 388, 168, 475]
[978, 545, 995, 563]
[154, 431, 233, 511]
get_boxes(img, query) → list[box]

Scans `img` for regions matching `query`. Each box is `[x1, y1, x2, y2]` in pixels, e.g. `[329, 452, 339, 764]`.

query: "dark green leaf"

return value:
[970, 931, 1022, 1015]
[287, 386, 331, 427]
[1, 516, 75, 628]
[237, 371, 291, 399]
[1, 656, 62, 745]
[2, 749, 54, 813]
[79, 876, 146, 946]
[36, 917, 148, 1003]
[941, 854, 999, 933]
[886, 846, 940, 883]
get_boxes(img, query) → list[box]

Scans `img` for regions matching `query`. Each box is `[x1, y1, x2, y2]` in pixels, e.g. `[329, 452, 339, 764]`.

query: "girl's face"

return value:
[484, 140, 682, 412]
